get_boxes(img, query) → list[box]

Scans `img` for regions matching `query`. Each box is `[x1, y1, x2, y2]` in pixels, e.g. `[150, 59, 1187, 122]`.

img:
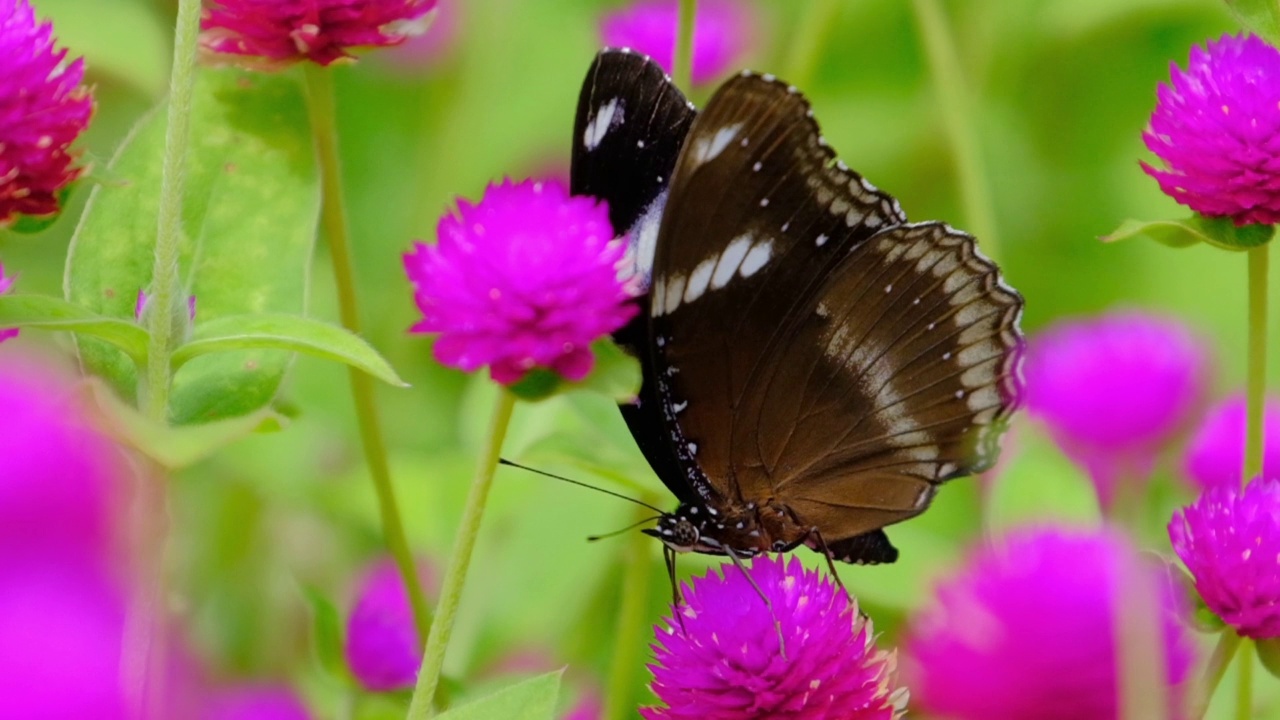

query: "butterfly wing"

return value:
[648, 72, 1023, 538]
[569, 49, 700, 503]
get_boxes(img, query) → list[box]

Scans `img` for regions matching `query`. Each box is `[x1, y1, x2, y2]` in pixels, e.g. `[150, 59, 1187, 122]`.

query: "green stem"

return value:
[1236, 640, 1254, 720]
[142, 0, 201, 421]
[302, 66, 431, 644]
[1194, 631, 1242, 720]
[1244, 245, 1269, 484]
[672, 0, 697, 92]
[909, 0, 1001, 260]
[603, 505, 656, 720]
[784, 0, 840, 88]
[407, 389, 517, 719]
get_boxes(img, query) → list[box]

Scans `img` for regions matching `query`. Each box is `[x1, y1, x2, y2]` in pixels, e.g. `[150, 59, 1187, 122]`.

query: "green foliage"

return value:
[0, 294, 149, 362]
[1223, 0, 1280, 45]
[434, 671, 563, 720]
[507, 338, 641, 402]
[64, 66, 321, 424]
[1105, 216, 1276, 251]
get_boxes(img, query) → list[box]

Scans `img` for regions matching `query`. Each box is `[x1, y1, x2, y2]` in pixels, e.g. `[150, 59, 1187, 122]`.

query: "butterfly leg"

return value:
[664, 545, 691, 636]
[722, 546, 787, 658]
[807, 528, 850, 599]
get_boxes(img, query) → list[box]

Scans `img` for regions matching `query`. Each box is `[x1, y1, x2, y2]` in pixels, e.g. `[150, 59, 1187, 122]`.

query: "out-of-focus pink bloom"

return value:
[344, 556, 435, 691]
[0, 0, 94, 225]
[600, 0, 756, 86]
[1023, 311, 1208, 508]
[1182, 394, 1280, 489]
[201, 0, 439, 70]
[404, 179, 636, 385]
[643, 555, 906, 720]
[203, 684, 310, 720]
[905, 527, 1195, 720]
[1170, 477, 1280, 639]
[1143, 34, 1280, 225]
[0, 262, 16, 343]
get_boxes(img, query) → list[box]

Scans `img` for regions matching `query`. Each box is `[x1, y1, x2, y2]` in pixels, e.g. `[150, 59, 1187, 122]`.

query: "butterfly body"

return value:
[571, 49, 1023, 568]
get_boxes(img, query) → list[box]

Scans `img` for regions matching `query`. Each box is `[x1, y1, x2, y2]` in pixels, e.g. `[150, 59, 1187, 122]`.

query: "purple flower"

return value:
[642, 555, 907, 720]
[1169, 477, 1280, 638]
[1182, 394, 1280, 489]
[203, 684, 310, 720]
[344, 556, 435, 691]
[0, 262, 17, 343]
[1142, 34, 1280, 225]
[904, 527, 1194, 720]
[0, 0, 93, 225]
[404, 179, 636, 385]
[201, 0, 439, 70]
[0, 352, 126, 560]
[600, 0, 756, 86]
[1024, 311, 1208, 508]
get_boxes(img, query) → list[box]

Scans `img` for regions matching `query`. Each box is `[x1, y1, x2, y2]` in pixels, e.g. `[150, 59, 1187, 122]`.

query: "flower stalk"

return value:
[302, 65, 431, 644]
[603, 504, 655, 720]
[1236, 640, 1254, 720]
[1244, 245, 1269, 483]
[407, 388, 517, 719]
[1195, 631, 1242, 720]
[672, 0, 697, 92]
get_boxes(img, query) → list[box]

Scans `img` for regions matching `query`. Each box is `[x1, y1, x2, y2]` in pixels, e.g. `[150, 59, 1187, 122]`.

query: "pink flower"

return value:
[404, 179, 636, 385]
[201, 0, 439, 70]
[0, 0, 94, 225]
[344, 556, 435, 691]
[1142, 34, 1280, 225]
[0, 262, 17, 343]
[643, 555, 907, 720]
[600, 0, 756, 86]
[1169, 477, 1280, 639]
[203, 684, 310, 720]
[1182, 394, 1280, 489]
[1023, 311, 1208, 508]
[904, 527, 1194, 720]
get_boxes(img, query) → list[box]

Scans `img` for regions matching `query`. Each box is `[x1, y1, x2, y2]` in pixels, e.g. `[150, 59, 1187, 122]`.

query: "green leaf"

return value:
[505, 339, 640, 403]
[0, 295, 149, 363]
[65, 67, 319, 424]
[173, 314, 407, 387]
[1102, 216, 1275, 251]
[81, 379, 286, 470]
[1258, 637, 1280, 680]
[1224, 0, 1280, 46]
[435, 671, 563, 720]
[299, 584, 351, 683]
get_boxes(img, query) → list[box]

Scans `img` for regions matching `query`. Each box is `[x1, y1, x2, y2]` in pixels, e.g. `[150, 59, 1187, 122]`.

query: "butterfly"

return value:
[570, 48, 1024, 578]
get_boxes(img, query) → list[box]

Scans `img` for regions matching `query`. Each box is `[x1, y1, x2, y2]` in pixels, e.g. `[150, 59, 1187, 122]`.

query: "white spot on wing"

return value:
[583, 98, 621, 151]
[684, 257, 716, 303]
[815, 234, 829, 247]
[712, 234, 753, 289]
[739, 240, 773, 278]
[623, 190, 668, 285]
[659, 273, 687, 315]
[691, 123, 742, 165]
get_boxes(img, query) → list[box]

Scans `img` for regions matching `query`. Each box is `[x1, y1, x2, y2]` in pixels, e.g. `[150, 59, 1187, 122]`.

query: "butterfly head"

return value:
[644, 506, 703, 552]
[645, 502, 782, 557]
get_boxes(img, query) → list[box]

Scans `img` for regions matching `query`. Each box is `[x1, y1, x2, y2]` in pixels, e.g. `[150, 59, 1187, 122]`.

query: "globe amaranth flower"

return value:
[0, 0, 94, 226]
[1182, 394, 1280, 489]
[601, 0, 757, 85]
[1170, 477, 1280, 638]
[404, 178, 636, 385]
[344, 556, 435, 691]
[1023, 311, 1208, 509]
[201, 0, 438, 70]
[1142, 34, 1280, 225]
[0, 262, 17, 343]
[643, 555, 907, 720]
[204, 684, 310, 720]
[904, 527, 1195, 720]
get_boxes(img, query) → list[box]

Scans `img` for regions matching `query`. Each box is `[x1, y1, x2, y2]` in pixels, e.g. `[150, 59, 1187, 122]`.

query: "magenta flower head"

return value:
[1170, 477, 1280, 638]
[904, 527, 1194, 720]
[404, 178, 636, 385]
[201, 0, 439, 70]
[643, 555, 907, 720]
[1182, 394, 1280, 489]
[0, 262, 17, 343]
[204, 684, 310, 720]
[1023, 311, 1208, 508]
[1142, 34, 1280, 225]
[344, 556, 436, 691]
[0, 0, 93, 226]
[600, 0, 756, 85]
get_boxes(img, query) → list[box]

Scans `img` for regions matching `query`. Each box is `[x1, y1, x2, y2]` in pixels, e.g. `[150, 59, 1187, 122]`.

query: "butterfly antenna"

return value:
[586, 515, 663, 542]
[497, 458, 666, 513]
[723, 547, 787, 659]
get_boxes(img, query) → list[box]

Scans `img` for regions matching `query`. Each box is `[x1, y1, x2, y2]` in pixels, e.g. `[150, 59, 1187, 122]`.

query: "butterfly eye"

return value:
[771, 540, 787, 551]
[673, 520, 699, 548]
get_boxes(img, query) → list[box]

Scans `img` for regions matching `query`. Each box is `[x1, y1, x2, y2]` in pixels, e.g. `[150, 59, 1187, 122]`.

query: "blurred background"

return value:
[5, 0, 1278, 717]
